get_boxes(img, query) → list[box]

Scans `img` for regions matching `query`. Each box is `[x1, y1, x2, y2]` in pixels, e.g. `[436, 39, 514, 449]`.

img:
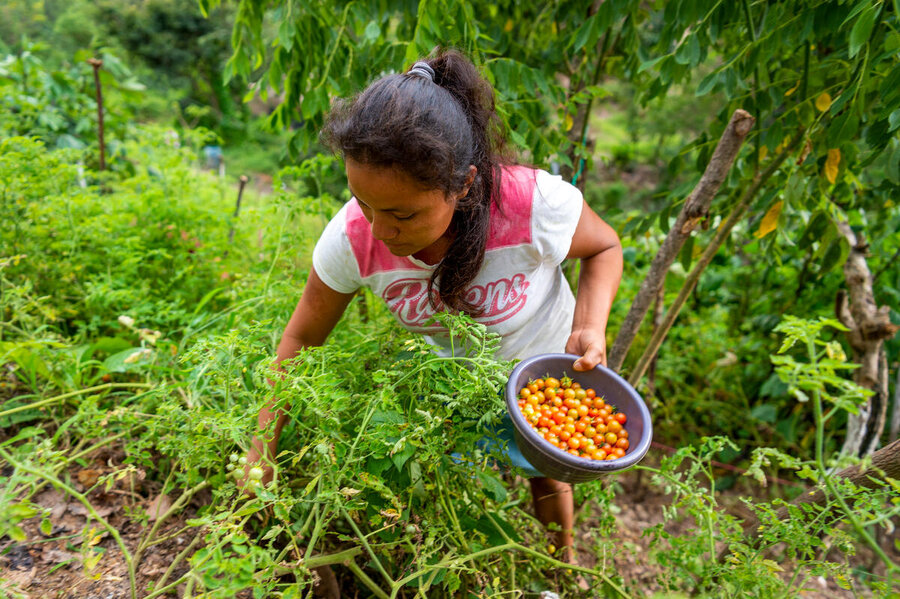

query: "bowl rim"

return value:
[506, 353, 653, 474]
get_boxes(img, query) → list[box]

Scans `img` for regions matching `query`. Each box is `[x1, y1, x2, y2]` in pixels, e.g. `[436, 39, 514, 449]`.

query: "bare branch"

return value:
[609, 109, 754, 371]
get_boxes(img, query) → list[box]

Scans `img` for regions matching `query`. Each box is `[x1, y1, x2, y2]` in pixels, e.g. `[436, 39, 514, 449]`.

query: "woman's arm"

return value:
[244, 267, 356, 480]
[565, 199, 623, 371]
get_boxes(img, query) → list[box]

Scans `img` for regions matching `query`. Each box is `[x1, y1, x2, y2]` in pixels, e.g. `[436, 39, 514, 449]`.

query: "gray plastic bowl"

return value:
[506, 353, 652, 483]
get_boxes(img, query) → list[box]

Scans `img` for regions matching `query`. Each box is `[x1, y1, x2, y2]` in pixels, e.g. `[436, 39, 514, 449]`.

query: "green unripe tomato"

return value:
[226, 463, 235, 471]
[229, 454, 238, 463]
[238, 456, 247, 466]
[248, 466, 264, 481]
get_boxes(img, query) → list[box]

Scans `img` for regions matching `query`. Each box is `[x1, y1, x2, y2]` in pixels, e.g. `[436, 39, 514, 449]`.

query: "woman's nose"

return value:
[370, 215, 398, 241]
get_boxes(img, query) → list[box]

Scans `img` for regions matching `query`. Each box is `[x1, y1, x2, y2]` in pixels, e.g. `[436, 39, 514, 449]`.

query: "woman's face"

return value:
[345, 158, 465, 261]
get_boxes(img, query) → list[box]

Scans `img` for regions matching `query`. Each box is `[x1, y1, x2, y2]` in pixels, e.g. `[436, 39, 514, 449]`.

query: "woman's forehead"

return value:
[345, 159, 445, 209]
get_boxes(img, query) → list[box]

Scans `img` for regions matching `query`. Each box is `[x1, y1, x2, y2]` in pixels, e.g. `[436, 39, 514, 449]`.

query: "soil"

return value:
[1, 445, 896, 598]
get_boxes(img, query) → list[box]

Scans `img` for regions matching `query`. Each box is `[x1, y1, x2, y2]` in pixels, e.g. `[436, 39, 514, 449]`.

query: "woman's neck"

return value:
[413, 231, 454, 265]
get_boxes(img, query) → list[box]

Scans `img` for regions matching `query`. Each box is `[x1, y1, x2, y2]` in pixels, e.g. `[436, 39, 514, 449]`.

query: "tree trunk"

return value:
[835, 222, 900, 458]
[608, 109, 755, 372]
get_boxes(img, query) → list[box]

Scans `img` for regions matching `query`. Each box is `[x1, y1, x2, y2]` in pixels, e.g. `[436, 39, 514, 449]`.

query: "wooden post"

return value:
[87, 58, 105, 171]
[228, 176, 249, 246]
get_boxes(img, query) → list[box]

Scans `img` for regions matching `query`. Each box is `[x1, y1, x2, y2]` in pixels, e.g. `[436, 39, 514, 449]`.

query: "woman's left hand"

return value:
[565, 328, 607, 371]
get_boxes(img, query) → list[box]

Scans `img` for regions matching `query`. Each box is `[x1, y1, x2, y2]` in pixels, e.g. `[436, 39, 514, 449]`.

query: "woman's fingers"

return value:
[566, 331, 607, 371]
[572, 343, 607, 372]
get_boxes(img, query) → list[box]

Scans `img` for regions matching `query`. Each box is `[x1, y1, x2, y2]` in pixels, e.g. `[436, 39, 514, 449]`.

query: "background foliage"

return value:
[1, 0, 899, 597]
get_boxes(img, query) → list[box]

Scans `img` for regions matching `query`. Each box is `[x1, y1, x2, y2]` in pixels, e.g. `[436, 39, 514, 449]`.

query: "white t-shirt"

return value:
[312, 165, 583, 361]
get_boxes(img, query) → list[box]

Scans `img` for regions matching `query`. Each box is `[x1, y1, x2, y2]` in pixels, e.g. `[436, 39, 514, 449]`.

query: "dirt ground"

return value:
[1, 445, 896, 598]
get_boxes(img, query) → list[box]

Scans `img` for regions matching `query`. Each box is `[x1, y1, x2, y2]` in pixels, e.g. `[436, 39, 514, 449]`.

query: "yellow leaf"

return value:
[762, 559, 785, 573]
[564, 114, 574, 132]
[758, 145, 769, 161]
[815, 92, 832, 112]
[784, 82, 800, 97]
[503, 19, 514, 32]
[754, 201, 783, 238]
[824, 148, 841, 184]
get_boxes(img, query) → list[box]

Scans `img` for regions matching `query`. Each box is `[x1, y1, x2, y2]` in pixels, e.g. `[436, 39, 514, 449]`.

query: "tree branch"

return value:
[609, 109, 755, 372]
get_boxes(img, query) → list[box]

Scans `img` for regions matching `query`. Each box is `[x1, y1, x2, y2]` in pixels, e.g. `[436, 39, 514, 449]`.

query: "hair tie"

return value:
[407, 61, 435, 82]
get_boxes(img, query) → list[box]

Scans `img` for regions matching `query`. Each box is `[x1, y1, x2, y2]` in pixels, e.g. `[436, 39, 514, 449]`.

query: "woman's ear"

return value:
[455, 165, 478, 200]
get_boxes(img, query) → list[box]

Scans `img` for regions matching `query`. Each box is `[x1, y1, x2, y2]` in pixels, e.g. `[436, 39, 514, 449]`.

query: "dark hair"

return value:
[321, 49, 512, 315]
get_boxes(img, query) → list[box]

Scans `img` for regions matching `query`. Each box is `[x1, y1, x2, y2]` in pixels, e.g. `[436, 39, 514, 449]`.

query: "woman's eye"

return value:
[395, 214, 414, 221]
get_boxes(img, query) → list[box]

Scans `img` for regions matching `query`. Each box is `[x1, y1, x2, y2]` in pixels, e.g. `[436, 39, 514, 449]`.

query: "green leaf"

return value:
[476, 470, 507, 502]
[391, 443, 416, 471]
[849, 4, 880, 58]
[40, 518, 53, 536]
[889, 109, 900, 133]
[7, 525, 26, 542]
[572, 14, 599, 53]
[638, 54, 668, 74]
[303, 473, 322, 496]
[827, 111, 859, 146]
[750, 404, 777, 423]
[820, 237, 849, 273]
[674, 34, 700, 66]
[103, 348, 144, 373]
[90, 337, 133, 355]
[363, 21, 381, 42]
[886, 144, 900, 183]
[679, 235, 695, 271]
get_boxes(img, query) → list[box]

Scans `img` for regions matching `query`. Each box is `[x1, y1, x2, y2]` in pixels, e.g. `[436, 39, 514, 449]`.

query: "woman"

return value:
[244, 49, 623, 574]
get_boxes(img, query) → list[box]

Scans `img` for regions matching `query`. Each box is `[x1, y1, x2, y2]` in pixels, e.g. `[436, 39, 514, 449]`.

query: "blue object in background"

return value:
[203, 145, 223, 170]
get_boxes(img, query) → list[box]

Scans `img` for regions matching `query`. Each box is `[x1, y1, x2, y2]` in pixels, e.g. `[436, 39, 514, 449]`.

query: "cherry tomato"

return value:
[516, 374, 630, 463]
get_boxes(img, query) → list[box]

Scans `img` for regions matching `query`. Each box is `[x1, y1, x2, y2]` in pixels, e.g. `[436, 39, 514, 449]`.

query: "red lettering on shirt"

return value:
[382, 274, 529, 329]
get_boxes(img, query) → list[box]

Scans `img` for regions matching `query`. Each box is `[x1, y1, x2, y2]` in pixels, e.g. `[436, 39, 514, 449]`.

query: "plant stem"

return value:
[388, 541, 630, 598]
[807, 339, 899, 574]
[0, 383, 154, 419]
[342, 505, 396, 588]
[135, 480, 210, 566]
[0, 447, 137, 599]
[152, 532, 203, 591]
[347, 558, 391, 599]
